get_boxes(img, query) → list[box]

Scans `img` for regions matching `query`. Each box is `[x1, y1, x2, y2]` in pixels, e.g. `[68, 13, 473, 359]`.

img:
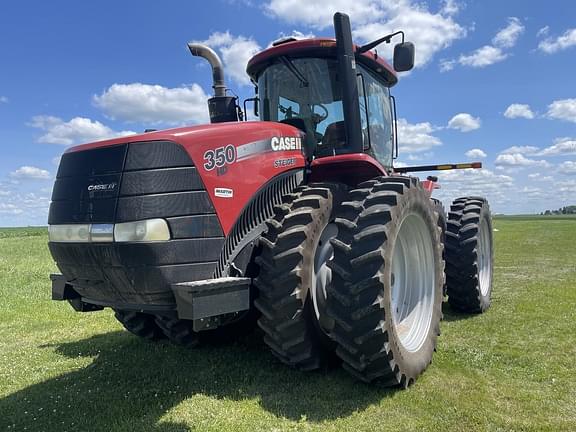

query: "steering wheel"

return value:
[279, 104, 300, 119]
[311, 104, 329, 124]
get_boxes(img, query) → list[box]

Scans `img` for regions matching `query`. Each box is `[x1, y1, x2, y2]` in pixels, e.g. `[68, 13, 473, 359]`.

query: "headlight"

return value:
[48, 224, 91, 242]
[114, 219, 171, 242]
[48, 219, 171, 243]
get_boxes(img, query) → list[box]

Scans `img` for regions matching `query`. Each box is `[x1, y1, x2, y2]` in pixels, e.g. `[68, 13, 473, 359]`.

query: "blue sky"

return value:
[0, 0, 575, 226]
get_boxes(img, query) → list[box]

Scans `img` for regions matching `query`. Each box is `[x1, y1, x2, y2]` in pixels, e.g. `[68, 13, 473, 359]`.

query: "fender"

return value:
[309, 153, 388, 185]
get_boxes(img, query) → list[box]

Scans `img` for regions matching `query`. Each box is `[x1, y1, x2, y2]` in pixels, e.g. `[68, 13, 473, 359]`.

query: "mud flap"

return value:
[50, 274, 103, 312]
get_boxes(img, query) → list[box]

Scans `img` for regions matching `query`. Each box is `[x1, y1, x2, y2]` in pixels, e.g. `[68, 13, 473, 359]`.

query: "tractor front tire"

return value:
[154, 316, 200, 348]
[327, 177, 444, 386]
[114, 310, 166, 341]
[254, 183, 345, 370]
[445, 197, 493, 313]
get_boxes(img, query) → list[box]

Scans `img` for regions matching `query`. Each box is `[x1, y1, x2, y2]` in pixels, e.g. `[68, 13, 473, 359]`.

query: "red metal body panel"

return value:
[421, 179, 440, 193]
[66, 121, 306, 234]
[246, 38, 397, 85]
[309, 153, 387, 185]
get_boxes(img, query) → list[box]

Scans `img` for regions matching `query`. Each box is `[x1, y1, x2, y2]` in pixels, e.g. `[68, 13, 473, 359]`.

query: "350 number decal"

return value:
[203, 144, 236, 171]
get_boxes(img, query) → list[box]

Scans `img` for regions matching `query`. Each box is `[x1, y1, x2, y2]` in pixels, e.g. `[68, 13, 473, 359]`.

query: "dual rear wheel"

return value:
[256, 178, 493, 386]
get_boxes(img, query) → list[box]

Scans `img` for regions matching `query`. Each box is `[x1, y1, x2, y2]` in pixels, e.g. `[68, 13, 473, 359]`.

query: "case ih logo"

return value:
[87, 183, 117, 191]
[271, 136, 302, 151]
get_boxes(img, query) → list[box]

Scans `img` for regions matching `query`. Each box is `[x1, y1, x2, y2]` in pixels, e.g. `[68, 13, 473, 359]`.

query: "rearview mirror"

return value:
[393, 42, 415, 72]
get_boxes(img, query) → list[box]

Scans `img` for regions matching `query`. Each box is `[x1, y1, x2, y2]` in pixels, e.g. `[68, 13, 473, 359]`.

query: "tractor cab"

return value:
[246, 30, 413, 171]
[189, 13, 415, 172]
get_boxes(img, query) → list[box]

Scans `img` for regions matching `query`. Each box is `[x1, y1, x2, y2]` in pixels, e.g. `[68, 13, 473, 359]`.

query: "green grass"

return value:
[1, 218, 575, 431]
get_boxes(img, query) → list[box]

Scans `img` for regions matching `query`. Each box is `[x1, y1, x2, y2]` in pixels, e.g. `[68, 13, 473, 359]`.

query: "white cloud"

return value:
[537, 26, 549, 38]
[397, 118, 441, 153]
[495, 153, 550, 169]
[537, 137, 576, 156]
[0, 184, 11, 197]
[406, 152, 434, 161]
[194, 32, 261, 86]
[263, 0, 466, 69]
[9, 166, 51, 180]
[30, 116, 136, 146]
[0, 96, 8, 104]
[546, 98, 576, 123]
[439, 59, 456, 72]
[93, 83, 210, 124]
[273, 30, 316, 44]
[434, 168, 515, 208]
[263, 0, 385, 29]
[559, 161, 576, 175]
[446, 17, 523, 70]
[447, 113, 481, 132]
[440, 0, 460, 15]
[499, 145, 539, 155]
[538, 28, 576, 54]
[465, 148, 487, 159]
[0, 203, 23, 215]
[0, 192, 51, 223]
[504, 103, 535, 119]
[492, 17, 524, 49]
[458, 45, 507, 67]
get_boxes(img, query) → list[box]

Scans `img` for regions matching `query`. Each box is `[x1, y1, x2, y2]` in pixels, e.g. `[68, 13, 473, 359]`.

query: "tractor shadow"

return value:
[0, 330, 396, 431]
[441, 301, 479, 322]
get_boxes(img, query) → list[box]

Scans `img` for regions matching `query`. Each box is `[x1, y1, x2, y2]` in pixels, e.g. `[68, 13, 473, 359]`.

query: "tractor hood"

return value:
[56, 121, 307, 234]
[65, 121, 304, 155]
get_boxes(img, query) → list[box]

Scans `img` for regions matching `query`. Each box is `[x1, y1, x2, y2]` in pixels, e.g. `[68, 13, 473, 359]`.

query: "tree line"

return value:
[541, 205, 576, 215]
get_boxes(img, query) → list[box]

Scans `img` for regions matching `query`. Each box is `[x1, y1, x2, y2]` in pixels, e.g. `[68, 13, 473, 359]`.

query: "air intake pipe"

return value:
[187, 43, 239, 123]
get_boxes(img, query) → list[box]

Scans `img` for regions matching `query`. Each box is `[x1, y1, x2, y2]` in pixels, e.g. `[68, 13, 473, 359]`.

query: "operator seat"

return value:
[317, 121, 346, 156]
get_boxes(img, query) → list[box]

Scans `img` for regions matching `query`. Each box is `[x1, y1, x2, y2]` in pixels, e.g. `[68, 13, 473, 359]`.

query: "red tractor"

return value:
[49, 13, 493, 387]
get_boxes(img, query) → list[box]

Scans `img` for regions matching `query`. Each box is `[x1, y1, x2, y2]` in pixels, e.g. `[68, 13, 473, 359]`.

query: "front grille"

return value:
[48, 140, 225, 306]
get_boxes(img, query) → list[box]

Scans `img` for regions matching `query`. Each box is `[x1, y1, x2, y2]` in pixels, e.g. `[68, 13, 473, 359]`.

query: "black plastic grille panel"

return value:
[48, 140, 226, 307]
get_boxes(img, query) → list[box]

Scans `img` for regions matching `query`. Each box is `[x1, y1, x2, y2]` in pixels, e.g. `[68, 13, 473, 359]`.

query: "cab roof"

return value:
[246, 38, 398, 86]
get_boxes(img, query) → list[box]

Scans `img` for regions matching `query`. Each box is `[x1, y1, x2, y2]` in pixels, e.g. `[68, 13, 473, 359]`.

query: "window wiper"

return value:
[280, 56, 309, 87]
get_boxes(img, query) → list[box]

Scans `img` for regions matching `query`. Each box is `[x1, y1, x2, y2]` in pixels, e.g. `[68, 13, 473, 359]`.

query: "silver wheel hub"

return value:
[477, 217, 492, 296]
[311, 223, 338, 334]
[390, 213, 436, 353]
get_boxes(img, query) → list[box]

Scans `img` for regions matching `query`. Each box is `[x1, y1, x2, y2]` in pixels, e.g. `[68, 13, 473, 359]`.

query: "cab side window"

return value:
[357, 67, 394, 168]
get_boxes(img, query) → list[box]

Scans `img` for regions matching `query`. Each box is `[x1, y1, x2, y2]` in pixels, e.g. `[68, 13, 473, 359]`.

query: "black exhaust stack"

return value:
[333, 12, 363, 153]
[188, 43, 239, 123]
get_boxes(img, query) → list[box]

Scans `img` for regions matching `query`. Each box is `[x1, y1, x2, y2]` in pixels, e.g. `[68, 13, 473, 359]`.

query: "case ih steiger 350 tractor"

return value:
[49, 13, 493, 387]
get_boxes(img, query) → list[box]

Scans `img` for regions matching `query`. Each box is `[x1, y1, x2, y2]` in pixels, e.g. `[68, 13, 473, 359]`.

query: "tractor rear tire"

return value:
[432, 198, 447, 296]
[445, 197, 493, 313]
[326, 177, 444, 386]
[254, 183, 345, 370]
[114, 310, 166, 340]
[154, 316, 200, 348]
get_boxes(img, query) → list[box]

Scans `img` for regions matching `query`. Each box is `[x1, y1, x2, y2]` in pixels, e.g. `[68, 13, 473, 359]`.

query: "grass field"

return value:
[0, 217, 575, 431]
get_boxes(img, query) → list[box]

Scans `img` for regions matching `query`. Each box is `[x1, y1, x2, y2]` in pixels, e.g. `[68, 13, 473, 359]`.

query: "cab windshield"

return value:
[258, 58, 345, 154]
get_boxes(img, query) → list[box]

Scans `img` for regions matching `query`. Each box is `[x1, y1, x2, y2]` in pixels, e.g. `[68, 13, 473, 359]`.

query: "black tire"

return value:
[154, 316, 200, 348]
[113, 310, 166, 340]
[254, 183, 345, 370]
[445, 196, 493, 313]
[326, 177, 444, 386]
[432, 198, 447, 296]
[432, 198, 446, 242]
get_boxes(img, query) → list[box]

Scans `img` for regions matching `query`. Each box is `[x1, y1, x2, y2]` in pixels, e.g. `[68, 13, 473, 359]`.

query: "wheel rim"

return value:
[390, 213, 436, 353]
[477, 217, 492, 296]
[311, 223, 338, 334]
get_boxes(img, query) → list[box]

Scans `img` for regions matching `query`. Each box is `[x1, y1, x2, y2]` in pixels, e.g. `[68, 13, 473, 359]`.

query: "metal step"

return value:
[171, 277, 251, 321]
